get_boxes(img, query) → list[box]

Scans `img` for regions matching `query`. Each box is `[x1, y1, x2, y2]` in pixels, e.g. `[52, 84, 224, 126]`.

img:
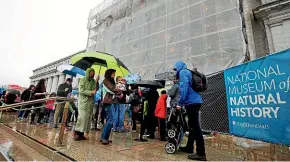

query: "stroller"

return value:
[165, 105, 188, 154]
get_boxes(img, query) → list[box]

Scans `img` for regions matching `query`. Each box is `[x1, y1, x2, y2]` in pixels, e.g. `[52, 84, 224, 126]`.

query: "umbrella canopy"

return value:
[124, 73, 141, 85]
[7, 89, 20, 95]
[8, 84, 23, 91]
[71, 51, 130, 77]
[56, 64, 85, 78]
[136, 80, 165, 89]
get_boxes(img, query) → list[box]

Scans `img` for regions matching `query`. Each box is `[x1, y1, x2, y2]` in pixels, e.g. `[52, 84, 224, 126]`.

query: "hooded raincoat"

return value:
[174, 61, 202, 106]
[75, 68, 98, 133]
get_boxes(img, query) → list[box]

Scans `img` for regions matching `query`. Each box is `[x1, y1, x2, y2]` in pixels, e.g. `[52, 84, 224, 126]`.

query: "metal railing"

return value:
[261, 0, 281, 5]
[0, 97, 75, 146]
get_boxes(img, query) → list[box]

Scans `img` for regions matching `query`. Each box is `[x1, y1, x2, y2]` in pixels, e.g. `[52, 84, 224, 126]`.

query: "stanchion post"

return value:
[58, 101, 70, 146]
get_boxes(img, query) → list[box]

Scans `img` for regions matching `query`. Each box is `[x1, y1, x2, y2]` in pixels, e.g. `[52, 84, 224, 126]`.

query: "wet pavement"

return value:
[1, 113, 290, 161]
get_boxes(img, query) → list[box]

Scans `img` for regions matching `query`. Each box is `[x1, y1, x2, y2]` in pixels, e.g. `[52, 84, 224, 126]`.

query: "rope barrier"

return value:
[0, 97, 75, 111]
[12, 101, 68, 111]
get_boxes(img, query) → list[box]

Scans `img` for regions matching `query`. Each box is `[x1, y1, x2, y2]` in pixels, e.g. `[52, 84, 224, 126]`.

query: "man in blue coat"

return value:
[174, 61, 206, 161]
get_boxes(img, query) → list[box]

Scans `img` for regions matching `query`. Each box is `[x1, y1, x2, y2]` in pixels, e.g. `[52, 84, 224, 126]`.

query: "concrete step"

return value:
[0, 127, 49, 161]
[0, 124, 74, 161]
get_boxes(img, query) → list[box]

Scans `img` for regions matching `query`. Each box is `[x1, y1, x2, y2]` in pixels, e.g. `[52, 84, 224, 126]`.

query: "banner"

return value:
[224, 49, 290, 145]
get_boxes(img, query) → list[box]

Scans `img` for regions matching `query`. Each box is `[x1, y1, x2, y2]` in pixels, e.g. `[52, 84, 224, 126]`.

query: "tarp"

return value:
[224, 49, 290, 145]
[86, 0, 245, 79]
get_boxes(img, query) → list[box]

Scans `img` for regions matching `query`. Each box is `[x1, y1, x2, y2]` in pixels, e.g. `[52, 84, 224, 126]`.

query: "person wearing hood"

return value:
[74, 68, 99, 141]
[173, 61, 206, 161]
[100, 69, 122, 145]
[155, 90, 167, 141]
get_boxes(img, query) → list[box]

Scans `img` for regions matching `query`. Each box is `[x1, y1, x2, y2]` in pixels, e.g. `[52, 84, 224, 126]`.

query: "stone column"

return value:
[46, 77, 53, 93]
[72, 77, 79, 89]
[265, 23, 274, 53]
[58, 74, 65, 86]
[50, 75, 59, 93]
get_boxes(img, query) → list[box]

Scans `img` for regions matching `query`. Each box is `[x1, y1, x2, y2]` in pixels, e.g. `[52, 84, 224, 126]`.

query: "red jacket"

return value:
[155, 94, 167, 119]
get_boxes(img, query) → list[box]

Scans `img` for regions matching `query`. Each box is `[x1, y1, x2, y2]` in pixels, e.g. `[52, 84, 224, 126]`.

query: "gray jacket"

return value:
[168, 83, 179, 107]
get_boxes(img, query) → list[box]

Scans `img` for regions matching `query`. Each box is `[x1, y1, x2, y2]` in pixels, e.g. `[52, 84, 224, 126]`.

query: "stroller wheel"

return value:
[167, 129, 176, 138]
[165, 142, 176, 154]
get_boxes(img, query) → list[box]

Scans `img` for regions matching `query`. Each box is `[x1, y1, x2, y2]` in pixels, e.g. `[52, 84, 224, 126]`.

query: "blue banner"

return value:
[224, 49, 290, 145]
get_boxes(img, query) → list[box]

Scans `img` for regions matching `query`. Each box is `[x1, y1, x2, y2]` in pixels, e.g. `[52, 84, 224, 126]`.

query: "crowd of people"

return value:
[0, 60, 207, 161]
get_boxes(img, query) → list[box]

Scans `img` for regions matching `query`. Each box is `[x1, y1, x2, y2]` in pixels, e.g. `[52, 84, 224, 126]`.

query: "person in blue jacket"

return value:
[174, 61, 206, 161]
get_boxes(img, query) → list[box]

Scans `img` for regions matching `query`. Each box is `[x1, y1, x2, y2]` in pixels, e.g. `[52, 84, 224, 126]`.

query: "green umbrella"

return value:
[71, 51, 130, 77]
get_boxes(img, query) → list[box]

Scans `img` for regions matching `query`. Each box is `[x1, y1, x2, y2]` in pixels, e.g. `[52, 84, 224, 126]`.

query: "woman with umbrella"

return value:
[100, 69, 122, 145]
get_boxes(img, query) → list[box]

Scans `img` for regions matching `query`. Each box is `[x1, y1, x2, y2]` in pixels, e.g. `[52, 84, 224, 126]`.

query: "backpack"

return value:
[190, 70, 208, 92]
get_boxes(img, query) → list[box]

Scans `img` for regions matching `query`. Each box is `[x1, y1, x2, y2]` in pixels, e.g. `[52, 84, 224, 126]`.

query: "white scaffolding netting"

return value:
[86, 0, 245, 79]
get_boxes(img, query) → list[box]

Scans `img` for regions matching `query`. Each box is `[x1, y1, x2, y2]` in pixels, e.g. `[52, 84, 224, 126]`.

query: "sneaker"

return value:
[100, 139, 112, 143]
[118, 129, 125, 133]
[101, 139, 111, 145]
[53, 124, 58, 128]
[97, 122, 103, 129]
[179, 146, 193, 154]
[188, 154, 207, 161]
[144, 133, 150, 137]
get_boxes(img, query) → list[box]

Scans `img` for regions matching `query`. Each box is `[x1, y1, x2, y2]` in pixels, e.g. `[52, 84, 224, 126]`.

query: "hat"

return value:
[66, 78, 73, 82]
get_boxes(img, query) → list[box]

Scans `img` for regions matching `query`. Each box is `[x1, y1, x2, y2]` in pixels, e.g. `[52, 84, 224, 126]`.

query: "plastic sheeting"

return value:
[86, 0, 245, 79]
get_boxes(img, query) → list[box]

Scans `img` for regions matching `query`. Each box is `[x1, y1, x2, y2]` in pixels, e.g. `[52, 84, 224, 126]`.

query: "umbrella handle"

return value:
[98, 66, 101, 76]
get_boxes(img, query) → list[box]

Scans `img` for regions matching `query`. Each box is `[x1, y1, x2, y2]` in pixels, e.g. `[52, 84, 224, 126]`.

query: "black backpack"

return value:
[190, 70, 208, 92]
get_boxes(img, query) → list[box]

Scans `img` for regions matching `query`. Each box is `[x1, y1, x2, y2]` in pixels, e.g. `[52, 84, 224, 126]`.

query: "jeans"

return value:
[54, 102, 64, 125]
[18, 110, 29, 119]
[185, 104, 206, 156]
[113, 104, 126, 130]
[101, 104, 116, 140]
[157, 118, 166, 140]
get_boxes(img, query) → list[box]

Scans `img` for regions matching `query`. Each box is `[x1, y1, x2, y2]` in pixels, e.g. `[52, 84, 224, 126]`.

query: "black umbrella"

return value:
[7, 89, 20, 96]
[136, 80, 165, 89]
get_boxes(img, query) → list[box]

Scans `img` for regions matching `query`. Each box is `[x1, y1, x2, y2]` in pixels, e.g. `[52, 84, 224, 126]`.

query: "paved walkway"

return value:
[1, 113, 290, 161]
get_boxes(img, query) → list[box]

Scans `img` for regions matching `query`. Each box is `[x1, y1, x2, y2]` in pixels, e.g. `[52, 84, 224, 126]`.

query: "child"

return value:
[116, 77, 126, 100]
[155, 90, 167, 141]
[45, 92, 56, 124]
[116, 78, 126, 91]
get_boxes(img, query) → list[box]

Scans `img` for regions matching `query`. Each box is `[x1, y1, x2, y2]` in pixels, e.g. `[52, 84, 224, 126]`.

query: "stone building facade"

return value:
[254, 0, 290, 53]
[30, 0, 290, 90]
[29, 50, 85, 93]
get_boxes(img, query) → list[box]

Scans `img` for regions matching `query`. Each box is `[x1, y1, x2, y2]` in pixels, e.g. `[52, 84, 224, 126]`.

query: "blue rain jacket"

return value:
[174, 61, 202, 106]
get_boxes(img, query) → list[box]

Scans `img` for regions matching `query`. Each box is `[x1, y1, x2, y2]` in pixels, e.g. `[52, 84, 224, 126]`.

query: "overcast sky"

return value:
[0, 0, 102, 87]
